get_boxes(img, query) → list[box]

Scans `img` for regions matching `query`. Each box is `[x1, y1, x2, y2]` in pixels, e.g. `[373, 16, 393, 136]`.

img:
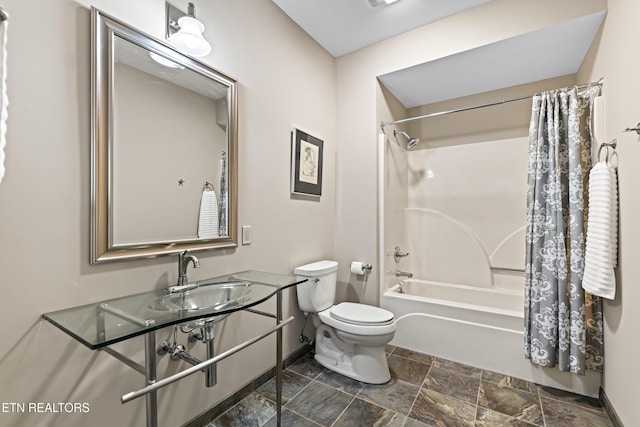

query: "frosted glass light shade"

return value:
[169, 16, 211, 57]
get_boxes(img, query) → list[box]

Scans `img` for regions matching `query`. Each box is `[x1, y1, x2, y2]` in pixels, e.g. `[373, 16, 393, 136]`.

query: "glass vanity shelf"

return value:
[42, 271, 306, 350]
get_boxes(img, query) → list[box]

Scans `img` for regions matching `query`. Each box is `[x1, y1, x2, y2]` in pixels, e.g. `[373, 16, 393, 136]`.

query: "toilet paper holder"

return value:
[350, 261, 373, 275]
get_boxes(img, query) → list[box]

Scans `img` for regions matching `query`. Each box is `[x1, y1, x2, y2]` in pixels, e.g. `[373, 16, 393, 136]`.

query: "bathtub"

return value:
[381, 278, 601, 397]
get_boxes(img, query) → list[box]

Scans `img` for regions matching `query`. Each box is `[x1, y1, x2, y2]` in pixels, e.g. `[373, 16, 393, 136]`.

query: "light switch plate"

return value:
[241, 226, 251, 245]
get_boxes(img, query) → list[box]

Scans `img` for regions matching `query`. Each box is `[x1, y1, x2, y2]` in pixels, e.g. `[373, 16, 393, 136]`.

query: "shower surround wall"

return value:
[402, 137, 528, 289]
[380, 133, 602, 396]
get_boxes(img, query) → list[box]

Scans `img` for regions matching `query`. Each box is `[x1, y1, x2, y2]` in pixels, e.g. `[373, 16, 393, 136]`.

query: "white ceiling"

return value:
[271, 0, 607, 108]
[271, 0, 491, 58]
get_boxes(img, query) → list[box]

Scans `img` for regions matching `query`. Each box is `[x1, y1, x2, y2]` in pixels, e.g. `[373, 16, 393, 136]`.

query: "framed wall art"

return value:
[290, 128, 323, 197]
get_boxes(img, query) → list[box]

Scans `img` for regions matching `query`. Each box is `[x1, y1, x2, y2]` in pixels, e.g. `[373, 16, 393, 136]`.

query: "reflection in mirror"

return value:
[91, 7, 237, 263]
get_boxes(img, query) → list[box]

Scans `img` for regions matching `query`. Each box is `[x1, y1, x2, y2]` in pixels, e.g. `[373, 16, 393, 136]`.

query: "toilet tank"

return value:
[294, 260, 338, 313]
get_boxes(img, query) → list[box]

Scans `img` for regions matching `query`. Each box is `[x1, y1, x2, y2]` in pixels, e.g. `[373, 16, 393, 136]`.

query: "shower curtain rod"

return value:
[380, 78, 604, 128]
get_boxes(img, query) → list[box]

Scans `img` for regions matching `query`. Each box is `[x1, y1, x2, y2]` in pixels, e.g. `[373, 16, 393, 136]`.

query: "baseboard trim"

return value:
[600, 387, 624, 427]
[182, 344, 312, 427]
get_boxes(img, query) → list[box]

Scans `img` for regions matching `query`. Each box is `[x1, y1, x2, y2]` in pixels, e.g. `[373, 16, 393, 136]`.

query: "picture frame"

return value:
[291, 128, 323, 197]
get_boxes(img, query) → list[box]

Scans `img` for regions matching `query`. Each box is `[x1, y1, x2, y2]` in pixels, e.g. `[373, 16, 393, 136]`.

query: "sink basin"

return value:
[149, 282, 252, 323]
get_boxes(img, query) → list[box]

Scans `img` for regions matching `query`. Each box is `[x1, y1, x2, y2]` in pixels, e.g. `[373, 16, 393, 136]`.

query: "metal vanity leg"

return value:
[145, 324, 157, 427]
[276, 291, 283, 427]
[96, 304, 107, 344]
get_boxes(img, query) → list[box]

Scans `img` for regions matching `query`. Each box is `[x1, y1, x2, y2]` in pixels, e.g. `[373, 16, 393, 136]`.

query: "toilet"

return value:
[294, 260, 396, 384]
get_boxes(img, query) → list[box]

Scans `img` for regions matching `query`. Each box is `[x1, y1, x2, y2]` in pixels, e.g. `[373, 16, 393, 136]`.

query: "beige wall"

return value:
[0, 1, 335, 426]
[578, 0, 640, 424]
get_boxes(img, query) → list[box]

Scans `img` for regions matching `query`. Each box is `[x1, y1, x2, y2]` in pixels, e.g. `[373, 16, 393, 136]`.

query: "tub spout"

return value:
[395, 270, 413, 278]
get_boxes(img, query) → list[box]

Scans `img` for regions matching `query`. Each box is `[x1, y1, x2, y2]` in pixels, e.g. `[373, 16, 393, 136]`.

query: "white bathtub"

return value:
[381, 278, 601, 397]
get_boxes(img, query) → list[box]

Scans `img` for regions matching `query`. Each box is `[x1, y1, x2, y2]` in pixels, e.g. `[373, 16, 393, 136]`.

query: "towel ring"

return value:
[598, 139, 617, 164]
[597, 145, 609, 163]
[203, 181, 215, 191]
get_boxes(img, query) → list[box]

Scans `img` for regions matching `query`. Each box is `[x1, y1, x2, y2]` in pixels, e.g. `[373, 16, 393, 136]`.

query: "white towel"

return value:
[197, 188, 219, 239]
[582, 161, 618, 299]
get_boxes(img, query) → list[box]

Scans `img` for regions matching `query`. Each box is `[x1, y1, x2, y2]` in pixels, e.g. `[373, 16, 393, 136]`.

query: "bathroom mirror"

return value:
[91, 8, 237, 263]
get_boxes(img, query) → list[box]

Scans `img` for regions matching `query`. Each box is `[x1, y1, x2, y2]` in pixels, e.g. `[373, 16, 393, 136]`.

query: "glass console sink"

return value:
[43, 270, 307, 427]
[43, 271, 307, 350]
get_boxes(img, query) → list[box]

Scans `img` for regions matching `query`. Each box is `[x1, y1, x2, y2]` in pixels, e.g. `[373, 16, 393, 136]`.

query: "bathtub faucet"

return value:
[393, 246, 409, 263]
[395, 270, 413, 278]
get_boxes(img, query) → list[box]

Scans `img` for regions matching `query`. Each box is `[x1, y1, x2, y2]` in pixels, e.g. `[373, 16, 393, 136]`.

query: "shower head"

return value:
[406, 136, 421, 149]
[393, 130, 421, 149]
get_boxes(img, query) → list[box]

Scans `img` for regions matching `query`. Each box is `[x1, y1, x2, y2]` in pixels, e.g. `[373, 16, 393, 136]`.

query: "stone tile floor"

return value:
[206, 346, 614, 427]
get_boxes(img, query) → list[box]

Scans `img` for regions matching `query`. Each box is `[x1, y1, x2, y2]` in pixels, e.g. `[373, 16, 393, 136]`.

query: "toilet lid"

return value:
[330, 302, 394, 325]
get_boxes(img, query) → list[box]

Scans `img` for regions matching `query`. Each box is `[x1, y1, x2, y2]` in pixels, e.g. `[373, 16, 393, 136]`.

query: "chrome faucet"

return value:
[395, 270, 413, 278]
[177, 250, 200, 287]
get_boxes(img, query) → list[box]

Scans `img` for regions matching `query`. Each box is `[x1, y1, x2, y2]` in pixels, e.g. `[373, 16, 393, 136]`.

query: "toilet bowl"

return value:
[294, 260, 396, 384]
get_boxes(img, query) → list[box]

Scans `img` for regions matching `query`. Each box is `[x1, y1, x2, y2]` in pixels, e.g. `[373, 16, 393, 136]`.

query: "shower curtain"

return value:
[524, 86, 604, 374]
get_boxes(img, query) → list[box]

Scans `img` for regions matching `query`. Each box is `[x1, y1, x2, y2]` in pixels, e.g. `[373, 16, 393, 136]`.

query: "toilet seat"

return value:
[330, 302, 394, 326]
[318, 303, 397, 336]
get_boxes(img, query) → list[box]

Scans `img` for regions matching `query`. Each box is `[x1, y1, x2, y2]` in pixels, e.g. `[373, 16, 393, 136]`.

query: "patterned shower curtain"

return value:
[524, 86, 604, 374]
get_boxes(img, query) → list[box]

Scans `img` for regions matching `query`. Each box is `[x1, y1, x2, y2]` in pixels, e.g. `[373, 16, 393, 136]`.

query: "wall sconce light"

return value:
[166, 2, 211, 57]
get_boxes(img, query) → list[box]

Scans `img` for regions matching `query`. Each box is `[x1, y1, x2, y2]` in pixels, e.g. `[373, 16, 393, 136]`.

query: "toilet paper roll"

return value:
[351, 262, 365, 275]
